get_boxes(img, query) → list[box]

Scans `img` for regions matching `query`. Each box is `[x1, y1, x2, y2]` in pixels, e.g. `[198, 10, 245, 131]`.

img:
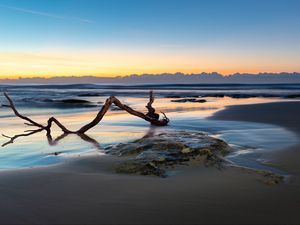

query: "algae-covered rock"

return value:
[105, 131, 231, 177]
[171, 98, 207, 103]
[181, 147, 192, 154]
[115, 161, 166, 177]
[258, 170, 284, 186]
[105, 131, 285, 185]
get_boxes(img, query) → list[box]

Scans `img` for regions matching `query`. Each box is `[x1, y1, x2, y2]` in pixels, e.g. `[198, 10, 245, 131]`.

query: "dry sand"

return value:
[1, 101, 300, 224]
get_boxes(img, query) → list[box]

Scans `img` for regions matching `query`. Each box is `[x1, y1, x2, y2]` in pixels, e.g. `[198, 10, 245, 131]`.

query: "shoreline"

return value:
[209, 101, 300, 176]
[209, 101, 300, 136]
[0, 101, 300, 224]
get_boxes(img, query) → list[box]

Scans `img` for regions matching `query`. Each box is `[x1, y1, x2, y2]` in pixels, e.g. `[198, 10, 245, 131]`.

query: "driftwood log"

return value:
[1, 91, 169, 146]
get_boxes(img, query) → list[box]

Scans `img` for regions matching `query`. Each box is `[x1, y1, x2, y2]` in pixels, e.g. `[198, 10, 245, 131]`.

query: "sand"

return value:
[0, 101, 300, 224]
[210, 102, 300, 175]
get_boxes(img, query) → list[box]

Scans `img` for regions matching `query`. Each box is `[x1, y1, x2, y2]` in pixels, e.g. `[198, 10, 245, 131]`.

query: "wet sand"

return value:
[210, 101, 300, 175]
[210, 101, 300, 135]
[1, 101, 300, 224]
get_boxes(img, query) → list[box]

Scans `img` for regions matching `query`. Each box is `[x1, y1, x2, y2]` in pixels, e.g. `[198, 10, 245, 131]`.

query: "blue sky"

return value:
[0, 0, 299, 77]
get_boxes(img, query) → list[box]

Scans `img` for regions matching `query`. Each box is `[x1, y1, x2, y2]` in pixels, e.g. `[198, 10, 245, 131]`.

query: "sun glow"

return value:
[0, 47, 299, 79]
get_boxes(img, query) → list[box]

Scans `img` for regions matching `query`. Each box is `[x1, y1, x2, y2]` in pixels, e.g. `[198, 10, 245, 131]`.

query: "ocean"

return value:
[0, 83, 299, 171]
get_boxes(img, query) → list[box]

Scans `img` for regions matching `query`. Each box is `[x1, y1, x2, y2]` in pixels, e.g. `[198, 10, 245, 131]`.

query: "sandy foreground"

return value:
[0, 102, 300, 224]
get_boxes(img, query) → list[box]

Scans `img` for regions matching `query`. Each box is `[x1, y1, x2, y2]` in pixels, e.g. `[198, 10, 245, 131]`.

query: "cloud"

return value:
[0, 4, 93, 24]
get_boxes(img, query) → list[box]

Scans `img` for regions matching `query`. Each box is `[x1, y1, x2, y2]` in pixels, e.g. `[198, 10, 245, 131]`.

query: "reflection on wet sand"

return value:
[0, 96, 297, 169]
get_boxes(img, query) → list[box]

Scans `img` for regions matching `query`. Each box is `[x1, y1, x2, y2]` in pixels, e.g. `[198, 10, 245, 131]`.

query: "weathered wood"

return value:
[4, 92, 44, 128]
[46, 117, 73, 134]
[145, 90, 159, 120]
[1, 91, 169, 146]
[77, 97, 114, 133]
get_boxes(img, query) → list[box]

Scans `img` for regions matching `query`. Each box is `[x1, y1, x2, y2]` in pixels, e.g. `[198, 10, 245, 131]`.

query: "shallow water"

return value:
[0, 85, 299, 171]
[171, 116, 298, 174]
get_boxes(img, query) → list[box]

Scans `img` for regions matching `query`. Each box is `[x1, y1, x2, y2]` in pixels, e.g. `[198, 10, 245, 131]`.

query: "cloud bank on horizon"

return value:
[1, 72, 300, 84]
[0, 0, 299, 78]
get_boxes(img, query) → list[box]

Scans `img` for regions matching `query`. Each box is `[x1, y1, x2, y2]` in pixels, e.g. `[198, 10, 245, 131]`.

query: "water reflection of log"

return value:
[47, 132, 102, 150]
[2, 128, 43, 147]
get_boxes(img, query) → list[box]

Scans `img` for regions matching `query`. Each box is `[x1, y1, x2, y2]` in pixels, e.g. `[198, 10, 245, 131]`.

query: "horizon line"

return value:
[1, 71, 300, 80]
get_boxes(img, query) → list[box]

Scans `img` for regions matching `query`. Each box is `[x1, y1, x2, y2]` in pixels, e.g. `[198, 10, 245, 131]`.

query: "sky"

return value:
[0, 0, 299, 78]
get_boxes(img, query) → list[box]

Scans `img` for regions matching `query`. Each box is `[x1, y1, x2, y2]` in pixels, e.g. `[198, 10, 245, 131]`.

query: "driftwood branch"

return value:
[146, 90, 159, 119]
[4, 92, 44, 128]
[46, 117, 73, 134]
[76, 96, 114, 133]
[74, 93, 169, 133]
[1, 91, 169, 146]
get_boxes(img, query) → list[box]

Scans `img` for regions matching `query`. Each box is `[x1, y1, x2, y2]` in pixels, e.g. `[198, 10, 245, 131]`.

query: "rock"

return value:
[165, 95, 182, 98]
[285, 94, 300, 99]
[181, 147, 192, 154]
[107, 131, 284, 184]
[115, 161, 166, 177]
[199, 148, 213, 156]
[157, 157, 166, 162]
[235, 166, 285, 186]
[260, 171, 284, 186]
[211, 94, 225, 98]
[106, 131, 231, 177]
[21, 97, 97, 108]
[78, 93, 102, 97]
[60, 99, 91, 104]
[48, 151, 63, 156]
[171, 98, 207, 103]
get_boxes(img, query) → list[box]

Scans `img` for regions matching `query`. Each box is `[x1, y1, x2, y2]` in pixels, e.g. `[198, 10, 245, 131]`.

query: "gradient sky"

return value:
[0, 0, 299, 78]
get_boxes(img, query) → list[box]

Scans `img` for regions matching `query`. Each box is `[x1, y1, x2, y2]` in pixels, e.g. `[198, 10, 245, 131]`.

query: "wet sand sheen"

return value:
[0, 101, 300, 224]
[1, 96, 290, 169]
[209, 101, 300, 177]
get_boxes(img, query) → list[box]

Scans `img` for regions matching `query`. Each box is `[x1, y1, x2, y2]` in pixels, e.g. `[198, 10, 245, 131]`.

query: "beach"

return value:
[1, 0, 300, 223]
[0, 101, 300, 224]
[210, 102, 300, 175]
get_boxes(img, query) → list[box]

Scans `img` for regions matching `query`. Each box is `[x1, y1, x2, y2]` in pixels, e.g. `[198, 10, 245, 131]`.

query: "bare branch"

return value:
[46, 117, 73, 135]
[4, 92, 44, 128]
[2, 134, 12, 139]
[77, 97, 113, 133]
[112, 96, 147, 120]
[24, 123, 37, 127]
[145, 90, 159, 120]
[77, 93, 169, 133]
[1, 91, 169, 146]
[161, 112, 169, 122]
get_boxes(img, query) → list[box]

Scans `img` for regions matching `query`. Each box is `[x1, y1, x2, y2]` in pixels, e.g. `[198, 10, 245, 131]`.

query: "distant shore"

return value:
[1, 72, 300, 84]
[0, 101, 300, 224]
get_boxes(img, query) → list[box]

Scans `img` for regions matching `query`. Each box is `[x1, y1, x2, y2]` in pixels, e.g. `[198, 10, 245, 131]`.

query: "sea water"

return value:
[0, 84, 299, 170]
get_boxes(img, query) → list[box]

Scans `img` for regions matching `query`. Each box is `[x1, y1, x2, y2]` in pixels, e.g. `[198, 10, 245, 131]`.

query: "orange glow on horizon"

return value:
[1, 68, 299, 80]
[0, 49, 299, 79]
